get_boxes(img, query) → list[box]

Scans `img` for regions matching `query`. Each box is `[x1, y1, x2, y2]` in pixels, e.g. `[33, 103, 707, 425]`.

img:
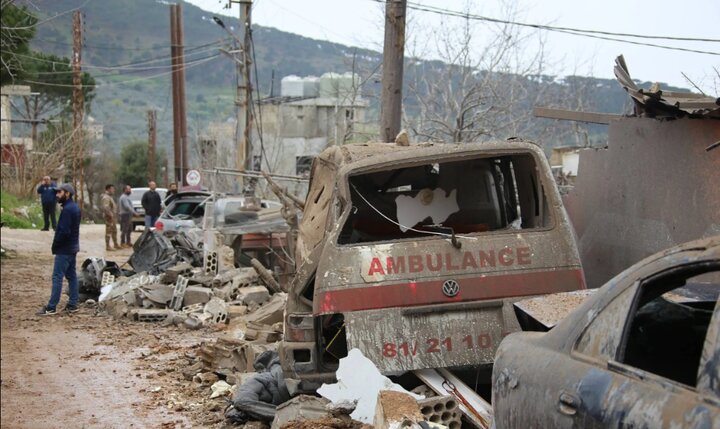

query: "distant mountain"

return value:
[22, 0, 382, 150]
[17, 0, 688, 153]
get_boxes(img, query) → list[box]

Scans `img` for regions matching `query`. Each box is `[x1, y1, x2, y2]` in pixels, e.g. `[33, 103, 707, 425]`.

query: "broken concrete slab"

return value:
[271, 395, 332, 429]
[130, 308, 173, 322]
[318, 349, 422, 424]
[138, 283, 175, 306]
[162, 262, 193, 284]
[188, 274, 215, 287]
[232, 269, 260, 289]
[212, 267, 247, 288]
[236, 286, 270, 306]
[244, 293, 286, 326]
[227, 304, 248, 319]
[244, 322, 282, 343]
[182, 285, 213, 306]
[373, 391, 424, 429]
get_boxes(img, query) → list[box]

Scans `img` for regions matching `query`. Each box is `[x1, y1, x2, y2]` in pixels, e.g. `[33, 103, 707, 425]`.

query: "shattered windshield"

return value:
[338, 154, 549, 244]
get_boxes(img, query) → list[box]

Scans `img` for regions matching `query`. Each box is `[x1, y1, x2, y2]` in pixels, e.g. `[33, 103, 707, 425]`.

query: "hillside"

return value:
[16, 0, 689, 154]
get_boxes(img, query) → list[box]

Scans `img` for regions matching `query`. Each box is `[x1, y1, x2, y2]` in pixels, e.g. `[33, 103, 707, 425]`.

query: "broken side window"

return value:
[338, 154, 549, 244]
[617, 264, 720, 387]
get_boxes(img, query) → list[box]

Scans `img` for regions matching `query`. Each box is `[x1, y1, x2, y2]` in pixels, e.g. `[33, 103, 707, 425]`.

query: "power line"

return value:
[33, 37, 227, 52]
[19, 54, 220, 88]
[13, 44, 222, 73]
[5, 0, 92, 30]
[31, 52, 222, 77]
[367, 0, 720, 56]
[400, 0, 720, 43]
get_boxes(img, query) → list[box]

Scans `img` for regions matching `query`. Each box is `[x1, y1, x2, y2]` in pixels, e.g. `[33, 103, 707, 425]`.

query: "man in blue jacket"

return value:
[37, 184, 81, 316]
[37, 176, 57, 231]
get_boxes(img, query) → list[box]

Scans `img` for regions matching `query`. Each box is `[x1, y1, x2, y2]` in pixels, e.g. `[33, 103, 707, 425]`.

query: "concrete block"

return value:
[227, 304, 248, 319]
[271, 395, 332, 429]
[236, 285, 269, 306]
[132, 308, 173, 322]
[244, 293, 286, 325]
[418, 396, 461, 429]
[162, 262, 193, 284]
[204, 297, 228, 324]
[231, 269, 260, 288]
[139, 283, 175, 306]
[182, 285, 213, 306]
[374, 391, 424, 429]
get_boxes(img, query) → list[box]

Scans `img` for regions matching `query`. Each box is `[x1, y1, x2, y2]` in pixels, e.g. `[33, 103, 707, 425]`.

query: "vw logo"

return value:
[442, 279, 460, 297]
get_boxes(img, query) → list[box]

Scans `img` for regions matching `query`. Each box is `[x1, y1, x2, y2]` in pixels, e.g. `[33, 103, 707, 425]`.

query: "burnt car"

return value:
[280, 140, 586, 392]
[492, 236, 720, 428]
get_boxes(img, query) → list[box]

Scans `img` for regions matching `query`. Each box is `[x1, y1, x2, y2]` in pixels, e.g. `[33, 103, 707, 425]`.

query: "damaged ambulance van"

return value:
[280, 140, 585, 390]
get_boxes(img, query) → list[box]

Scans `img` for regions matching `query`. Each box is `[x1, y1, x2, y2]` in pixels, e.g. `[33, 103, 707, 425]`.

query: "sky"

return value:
[186, 0, 719, 92]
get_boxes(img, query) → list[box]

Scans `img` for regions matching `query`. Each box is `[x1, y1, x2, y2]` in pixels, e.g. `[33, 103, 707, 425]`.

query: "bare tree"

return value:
[1, 120, 77, 197]
[403, 1, 554, 143]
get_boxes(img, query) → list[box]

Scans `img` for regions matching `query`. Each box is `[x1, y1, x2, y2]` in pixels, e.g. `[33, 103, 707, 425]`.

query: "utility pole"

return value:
[170, 3, 189, 186]
[72, 10, 85, 208]
[170, 5, 180, 185]
[147, 110, 157, 182]
[225, 0, 253, 194]
[380, 0, 406, 143]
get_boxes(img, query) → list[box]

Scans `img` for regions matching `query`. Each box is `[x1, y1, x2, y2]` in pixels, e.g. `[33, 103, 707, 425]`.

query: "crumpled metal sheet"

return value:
[614, 55, 720, 119]
[129, 229, 178, 274]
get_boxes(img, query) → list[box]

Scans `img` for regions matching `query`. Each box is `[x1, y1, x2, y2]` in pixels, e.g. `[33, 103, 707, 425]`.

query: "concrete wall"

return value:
[564, 117, 720, 288]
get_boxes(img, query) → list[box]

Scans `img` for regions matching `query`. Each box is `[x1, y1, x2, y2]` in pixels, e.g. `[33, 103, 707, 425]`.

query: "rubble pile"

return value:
[83, 229, 286, 334]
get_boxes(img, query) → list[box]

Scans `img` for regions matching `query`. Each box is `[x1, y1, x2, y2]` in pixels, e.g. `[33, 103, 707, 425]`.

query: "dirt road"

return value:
[1, 226, 229, 428]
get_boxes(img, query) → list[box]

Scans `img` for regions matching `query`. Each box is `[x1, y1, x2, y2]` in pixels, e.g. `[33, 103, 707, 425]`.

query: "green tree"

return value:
[0, 1, 36, 84]
[117, 140, 165, 187]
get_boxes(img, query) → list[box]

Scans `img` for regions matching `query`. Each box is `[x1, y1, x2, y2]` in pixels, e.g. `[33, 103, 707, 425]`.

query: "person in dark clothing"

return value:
[141, 180, 162, 228]
[37, 175, 57, 231]
[164, 182, 178, 206]
[37, 183, 81, 316]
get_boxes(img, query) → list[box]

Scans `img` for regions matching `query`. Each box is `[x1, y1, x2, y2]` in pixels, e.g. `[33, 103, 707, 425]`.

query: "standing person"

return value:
[36, 184, 81, 315]
[101, 184, 120, 251]
[37, 176, 57, 231]
[141, 181, 162, 228]
[165, 182, 178, 205]
[118, 185, 136, 248]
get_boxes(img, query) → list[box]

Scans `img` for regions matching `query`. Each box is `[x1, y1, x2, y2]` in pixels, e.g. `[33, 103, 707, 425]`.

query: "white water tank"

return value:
[281, 75, 304, 97]
[302, 76, 320, 97]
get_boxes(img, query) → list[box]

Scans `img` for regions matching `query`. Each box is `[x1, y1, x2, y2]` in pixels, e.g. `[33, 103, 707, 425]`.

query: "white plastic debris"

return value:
[210, 380, 233, 398]
[317, 348, 422, 423]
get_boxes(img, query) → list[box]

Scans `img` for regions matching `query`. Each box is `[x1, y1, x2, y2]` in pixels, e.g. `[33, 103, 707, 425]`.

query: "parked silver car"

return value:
[155, 193, 286, 268]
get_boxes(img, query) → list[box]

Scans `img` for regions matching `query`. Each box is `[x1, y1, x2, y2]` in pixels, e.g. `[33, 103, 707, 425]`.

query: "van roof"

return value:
[314, 140, 541, 172]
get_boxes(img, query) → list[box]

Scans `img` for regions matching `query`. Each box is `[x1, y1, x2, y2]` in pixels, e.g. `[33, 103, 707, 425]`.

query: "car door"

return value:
[570, 262, 720, 428]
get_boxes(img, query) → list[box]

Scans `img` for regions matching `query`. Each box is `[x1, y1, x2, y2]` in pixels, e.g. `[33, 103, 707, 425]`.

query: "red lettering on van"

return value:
[517, 247, 532, 265]
[368, 257, 385, 276]
[498, 248, 514, 266]
[386, 256, 406, 274]
[409, 255, 424, 273]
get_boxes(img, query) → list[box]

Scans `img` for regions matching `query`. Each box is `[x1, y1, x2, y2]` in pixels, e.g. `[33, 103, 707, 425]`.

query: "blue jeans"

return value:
[144, 215, 158, 228]
[48, 253, 79, 310]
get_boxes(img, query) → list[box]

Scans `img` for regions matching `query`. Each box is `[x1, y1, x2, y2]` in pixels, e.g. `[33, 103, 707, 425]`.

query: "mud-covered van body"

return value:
[280, 141, 585, 390]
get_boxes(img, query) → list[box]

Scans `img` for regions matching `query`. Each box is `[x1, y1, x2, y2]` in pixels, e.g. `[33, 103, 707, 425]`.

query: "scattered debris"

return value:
[318, 349, 422, 424]
[373, 391, 424, 429]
